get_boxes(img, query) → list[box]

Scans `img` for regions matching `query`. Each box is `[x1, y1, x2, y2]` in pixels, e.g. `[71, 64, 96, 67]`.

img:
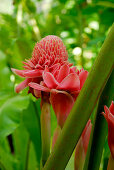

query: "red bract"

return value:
[102, 101, 114, 158]
[81, 119, 92, 154]
[11, 35, 70, 94]
[29, 65, 88, 128]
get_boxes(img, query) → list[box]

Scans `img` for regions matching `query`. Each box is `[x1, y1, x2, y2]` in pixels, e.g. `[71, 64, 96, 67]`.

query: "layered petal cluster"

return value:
[74, 119, 92, 170]
[11, 35, 70, 94]
[29, 64, 88, 127]
[102, 101, 114, 158]
[12, 35, 88, 128]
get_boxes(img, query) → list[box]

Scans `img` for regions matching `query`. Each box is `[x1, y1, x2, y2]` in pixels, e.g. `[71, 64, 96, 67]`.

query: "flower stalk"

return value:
[43, 23, 114, 170]
[40, 92, 51, 167]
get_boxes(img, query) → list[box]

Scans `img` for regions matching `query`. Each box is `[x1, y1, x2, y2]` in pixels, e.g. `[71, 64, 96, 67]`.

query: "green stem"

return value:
[41, 95, 51, 167]
[84, 70, 114, 170]
[43, 24, 114, 170]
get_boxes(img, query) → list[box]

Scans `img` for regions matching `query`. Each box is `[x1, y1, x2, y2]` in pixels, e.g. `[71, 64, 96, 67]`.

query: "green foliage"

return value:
[22, 100, 41, 167]
[0, 95, 29, 141]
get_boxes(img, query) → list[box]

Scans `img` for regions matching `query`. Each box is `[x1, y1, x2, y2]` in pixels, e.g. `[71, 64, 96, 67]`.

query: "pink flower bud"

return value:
[74, 120, 92, 170]
[102, 101, 114, 159]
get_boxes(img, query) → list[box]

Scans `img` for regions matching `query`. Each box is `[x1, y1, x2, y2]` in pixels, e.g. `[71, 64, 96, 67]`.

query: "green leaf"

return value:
[13, 123, 30, 170]
[28, 142, 38, 170]
[0, 95, 30, 141]
[0, 138, 16, 170]
[22, 100, 41, 168]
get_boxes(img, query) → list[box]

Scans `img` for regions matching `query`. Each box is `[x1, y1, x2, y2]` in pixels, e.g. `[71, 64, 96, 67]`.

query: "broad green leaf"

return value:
[0, 138, 16, 170]
[13, 123, 29, 170]
[0, 95, 30, 140]
[22, 100, 41, 168]
[28, 142, 38, 170]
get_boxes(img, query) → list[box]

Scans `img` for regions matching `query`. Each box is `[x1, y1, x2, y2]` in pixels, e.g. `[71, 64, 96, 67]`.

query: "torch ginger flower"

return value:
[11, 35, 70, 95]
[12, 35, 88, 128]
[102, 101, 114, 159]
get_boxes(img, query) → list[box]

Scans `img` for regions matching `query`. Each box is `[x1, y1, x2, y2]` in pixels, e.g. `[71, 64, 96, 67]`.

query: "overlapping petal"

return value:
[57, 73, 80, 92]
[15, 78, 32, 93]
[57, 64, 70, 83]
[29, 82, 50, 92]
[43, 72, 59, 89]
[79, 70, 88, 89]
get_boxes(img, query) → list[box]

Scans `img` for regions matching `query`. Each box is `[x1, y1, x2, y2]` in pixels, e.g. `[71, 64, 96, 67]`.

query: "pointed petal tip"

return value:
[11, 68, 16, 73]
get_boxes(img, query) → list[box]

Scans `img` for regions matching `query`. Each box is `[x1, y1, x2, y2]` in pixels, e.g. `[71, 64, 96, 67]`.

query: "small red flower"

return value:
[102, 101, 114, 158]
[11, 35, 70, 95]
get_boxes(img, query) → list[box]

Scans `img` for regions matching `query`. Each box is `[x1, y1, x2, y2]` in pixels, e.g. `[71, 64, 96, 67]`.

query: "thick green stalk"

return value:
[41, 94, 51, 167]
[84, 70, 114, 170]
[43, 24, 114, 170]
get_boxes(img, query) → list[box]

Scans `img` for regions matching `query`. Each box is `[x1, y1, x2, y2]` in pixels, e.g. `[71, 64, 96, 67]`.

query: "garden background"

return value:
[0, 0, 114, 170]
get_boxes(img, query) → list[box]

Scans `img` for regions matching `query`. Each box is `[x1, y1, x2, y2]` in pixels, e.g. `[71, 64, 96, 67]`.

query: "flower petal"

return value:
[15, 78, 31, 93]
[102, 102, 114, 158]
[82, 119, 92, 154]
[109, 101, 114, 115]
[11, 68, 30, 77]
[11, 68, 43, 78]
[57, 73, 80, 91]
[57, 64, 70, 83]
[50, 92, 74, 128]
[43, 72, 59, 89]
[23, 69, 43, 78]
[49, 63, 60, 72]
[79, 70, 88, 89]
[70, 66, 76, 73]
[34, 89, 41, 98]
[29, 82, 50, 92]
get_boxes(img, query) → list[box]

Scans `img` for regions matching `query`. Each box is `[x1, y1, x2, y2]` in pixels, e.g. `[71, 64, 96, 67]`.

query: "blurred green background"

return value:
[0, 0, 114, 169]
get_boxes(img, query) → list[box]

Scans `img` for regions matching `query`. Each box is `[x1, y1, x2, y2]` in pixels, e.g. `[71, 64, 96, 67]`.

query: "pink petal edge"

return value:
[29, 82, 50, 92]
[43, 72, 59, 89]
[57, 73, 80, 92]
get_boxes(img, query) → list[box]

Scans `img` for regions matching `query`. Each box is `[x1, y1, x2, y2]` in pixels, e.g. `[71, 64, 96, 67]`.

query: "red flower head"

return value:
[12, 35, 88, 128]
[11, 35, 70, 95]
[102, 101, 114, 158]
[29, 65, 88, 128]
